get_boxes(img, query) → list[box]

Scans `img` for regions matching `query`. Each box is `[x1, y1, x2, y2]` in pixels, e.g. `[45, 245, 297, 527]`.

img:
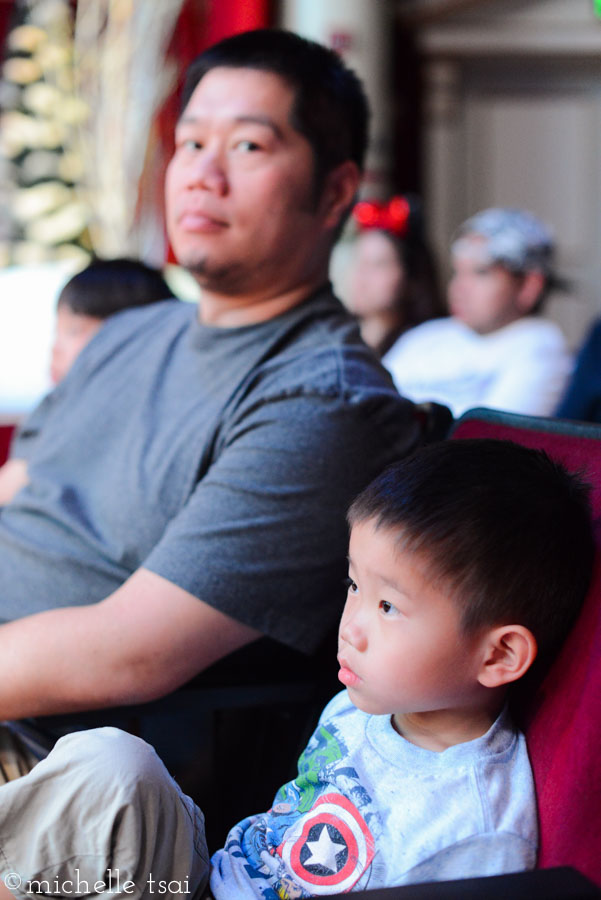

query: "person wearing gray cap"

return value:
[383, 207, 573, 418]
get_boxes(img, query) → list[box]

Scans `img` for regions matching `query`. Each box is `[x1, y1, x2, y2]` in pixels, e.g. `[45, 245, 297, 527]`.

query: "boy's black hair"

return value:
[58, 258, 173, 319]
[180, 28, 369, 196]
[348, 439, 595, 659]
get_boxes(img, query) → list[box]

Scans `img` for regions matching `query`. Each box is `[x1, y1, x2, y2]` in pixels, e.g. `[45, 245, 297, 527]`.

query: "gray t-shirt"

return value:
[0, 287, 418, 652]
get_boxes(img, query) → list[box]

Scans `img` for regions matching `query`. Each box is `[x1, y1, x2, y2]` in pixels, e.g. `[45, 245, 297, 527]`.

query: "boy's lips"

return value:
[337, 655, 361, 688]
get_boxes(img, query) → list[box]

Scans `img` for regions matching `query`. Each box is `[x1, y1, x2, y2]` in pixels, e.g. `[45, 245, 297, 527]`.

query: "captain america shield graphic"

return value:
[277, 793, 375, 894]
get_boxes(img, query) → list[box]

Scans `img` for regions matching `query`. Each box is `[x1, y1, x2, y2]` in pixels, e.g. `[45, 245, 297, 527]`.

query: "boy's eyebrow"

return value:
[346, 555, 406, 595]
[379, 574, 407, 595]
[177, 114, 284, 139]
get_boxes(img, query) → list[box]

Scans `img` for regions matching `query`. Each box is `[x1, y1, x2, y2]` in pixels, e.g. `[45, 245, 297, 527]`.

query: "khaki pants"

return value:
[0, 726, 210, 900]
[0, 724, 42, 784]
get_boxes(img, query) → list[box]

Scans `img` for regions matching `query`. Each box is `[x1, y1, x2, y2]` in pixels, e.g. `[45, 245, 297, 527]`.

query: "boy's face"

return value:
[51, 305, 103, 384]
[448, 235, 525, 335]
[338, 519, 487, 733]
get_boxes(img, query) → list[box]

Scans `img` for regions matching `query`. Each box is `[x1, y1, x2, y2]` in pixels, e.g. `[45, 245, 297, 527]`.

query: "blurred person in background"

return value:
[0, 258, 173, 506]
[50, 258, 173, 384]
[383, 207, 572, 418]
[347, 195, 444, 357]
[555, 318, 601, 423]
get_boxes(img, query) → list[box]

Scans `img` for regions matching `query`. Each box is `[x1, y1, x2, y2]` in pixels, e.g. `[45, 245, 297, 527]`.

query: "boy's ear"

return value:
[515, 270, 545, 314]
[477, 625, 538, 689]
[319, 160, 361, 230]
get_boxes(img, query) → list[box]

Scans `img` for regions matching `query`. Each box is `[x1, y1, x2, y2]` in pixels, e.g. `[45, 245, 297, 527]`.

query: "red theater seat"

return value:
[451, 408, 601, 887]
[0, 423, 16, 465]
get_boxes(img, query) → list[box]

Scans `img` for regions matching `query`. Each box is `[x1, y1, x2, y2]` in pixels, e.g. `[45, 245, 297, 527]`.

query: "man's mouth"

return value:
[178, 210, 228, 233]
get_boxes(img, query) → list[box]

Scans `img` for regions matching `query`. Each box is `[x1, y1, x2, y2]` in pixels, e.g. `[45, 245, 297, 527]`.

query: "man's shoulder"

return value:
[74, 300, 195, 374]
[252, 288, 404, 403]
[105, 298, 193, 334]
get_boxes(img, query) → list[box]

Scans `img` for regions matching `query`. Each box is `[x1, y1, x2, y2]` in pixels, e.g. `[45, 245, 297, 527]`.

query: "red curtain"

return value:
[204, 0, 270, 45]
[0, 1, 15, 56]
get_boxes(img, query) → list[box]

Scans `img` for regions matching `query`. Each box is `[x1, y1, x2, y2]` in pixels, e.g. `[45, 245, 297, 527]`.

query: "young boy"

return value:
[49, 258, 173, 385]
[383, 207, 573, 418]
[0, 258, 173, 505]
[0, 439, 593, 898]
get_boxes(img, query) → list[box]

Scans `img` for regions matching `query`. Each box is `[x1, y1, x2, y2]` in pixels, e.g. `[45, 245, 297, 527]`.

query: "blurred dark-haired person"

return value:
[51, 257, 173, 384]
[0, 258, 173, 505]
[555, 318, 601, 424]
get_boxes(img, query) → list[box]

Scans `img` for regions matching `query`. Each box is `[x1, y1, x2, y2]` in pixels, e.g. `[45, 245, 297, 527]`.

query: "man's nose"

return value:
[188, 149, 228, 196]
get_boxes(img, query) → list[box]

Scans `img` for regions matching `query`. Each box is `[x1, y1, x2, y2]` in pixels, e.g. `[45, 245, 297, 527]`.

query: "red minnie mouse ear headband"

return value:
[352, 195, 411, 237]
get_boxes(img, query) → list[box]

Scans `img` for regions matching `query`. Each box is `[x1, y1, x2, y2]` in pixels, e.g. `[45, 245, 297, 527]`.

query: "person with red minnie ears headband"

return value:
[347, 195, 445, 357]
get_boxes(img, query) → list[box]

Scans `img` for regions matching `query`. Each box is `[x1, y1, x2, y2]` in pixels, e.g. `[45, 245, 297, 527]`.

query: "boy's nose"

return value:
[339, 611, 367, 653]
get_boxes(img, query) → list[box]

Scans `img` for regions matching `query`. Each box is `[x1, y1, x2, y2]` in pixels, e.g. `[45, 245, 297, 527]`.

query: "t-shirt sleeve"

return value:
[142, 389, 417, 653]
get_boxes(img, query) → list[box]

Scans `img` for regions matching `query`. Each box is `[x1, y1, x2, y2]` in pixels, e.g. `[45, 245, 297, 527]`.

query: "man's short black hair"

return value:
[348, 439, 595, 659]
[181, 28, 369, 193]
[58, 258, 173, 319]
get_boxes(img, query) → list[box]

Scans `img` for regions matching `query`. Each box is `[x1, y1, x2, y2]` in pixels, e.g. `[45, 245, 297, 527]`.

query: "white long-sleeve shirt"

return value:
[383, 316, 572, 418]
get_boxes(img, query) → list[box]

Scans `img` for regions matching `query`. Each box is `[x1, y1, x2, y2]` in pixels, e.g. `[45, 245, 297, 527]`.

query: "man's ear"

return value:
[319, 160, 361, 231]
[515, 270, 545, 314]
[477, 625, 538, 689]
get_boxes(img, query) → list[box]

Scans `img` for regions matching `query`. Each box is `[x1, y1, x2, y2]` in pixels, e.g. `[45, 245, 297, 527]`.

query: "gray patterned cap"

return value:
[452, 207, 555, 275]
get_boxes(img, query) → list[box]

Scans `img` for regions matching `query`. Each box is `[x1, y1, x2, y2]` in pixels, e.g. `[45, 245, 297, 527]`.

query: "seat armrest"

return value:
[332, 867, 601, 899]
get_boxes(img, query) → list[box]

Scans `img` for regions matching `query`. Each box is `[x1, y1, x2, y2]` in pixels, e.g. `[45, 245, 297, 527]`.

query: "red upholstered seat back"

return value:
[0, 424, 15, 465]
[452, 409, 601, 886]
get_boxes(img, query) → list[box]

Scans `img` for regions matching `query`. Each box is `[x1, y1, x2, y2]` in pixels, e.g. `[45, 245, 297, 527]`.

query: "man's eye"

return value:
[343, 577, 358, 594]
[234, 139, 261, 152]
[179, 139, 202, 151]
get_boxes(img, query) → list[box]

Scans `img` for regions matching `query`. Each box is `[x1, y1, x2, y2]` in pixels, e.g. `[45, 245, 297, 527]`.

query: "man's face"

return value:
[448, 235, 525, 335]
[165, 66, 330, 298]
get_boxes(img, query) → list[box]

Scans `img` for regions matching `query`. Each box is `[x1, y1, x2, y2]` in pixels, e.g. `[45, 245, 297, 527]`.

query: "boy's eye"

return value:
[379, 600, 396, 615]
[343, 577, 358, 594]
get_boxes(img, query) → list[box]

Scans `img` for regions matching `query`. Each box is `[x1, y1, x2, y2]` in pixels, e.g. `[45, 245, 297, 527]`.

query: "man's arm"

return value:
[0, 458, 29, 506]
[0, 568, 261, 719]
